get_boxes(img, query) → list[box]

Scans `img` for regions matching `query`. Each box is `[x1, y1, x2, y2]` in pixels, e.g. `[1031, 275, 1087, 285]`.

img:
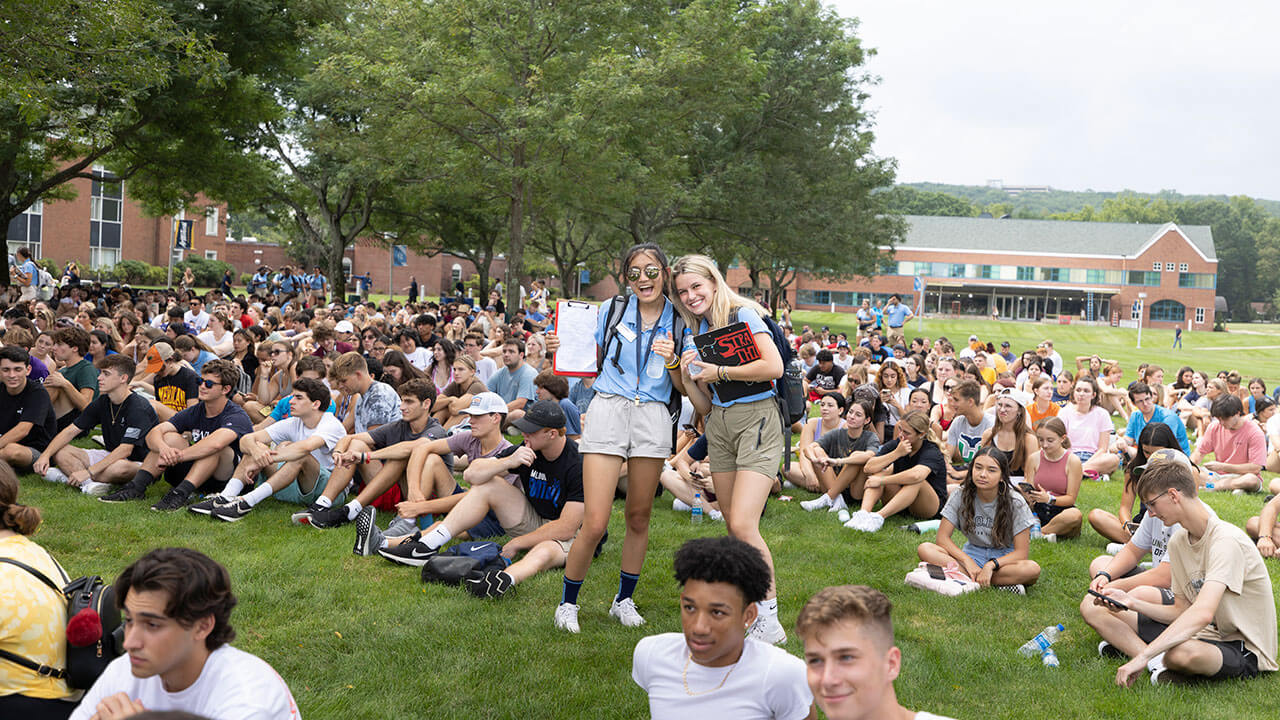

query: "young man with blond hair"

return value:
[796, 585, 954, 720]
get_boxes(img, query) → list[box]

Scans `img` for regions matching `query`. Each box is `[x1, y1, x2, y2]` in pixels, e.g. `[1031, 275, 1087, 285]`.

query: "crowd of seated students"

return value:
[2, 257, 1278, 717]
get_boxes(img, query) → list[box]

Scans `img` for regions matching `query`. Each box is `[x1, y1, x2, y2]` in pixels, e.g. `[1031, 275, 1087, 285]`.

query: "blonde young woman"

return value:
[244, 341, 296, 418]
[435, 354, 486, 427]
[1096, 362, 1132, 416]
[672, 254, 787, 643]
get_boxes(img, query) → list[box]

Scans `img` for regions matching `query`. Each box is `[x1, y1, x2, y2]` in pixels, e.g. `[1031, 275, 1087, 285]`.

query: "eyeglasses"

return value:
[626, 266, 662, 282]
[199, 379, 220, 389]
[1141, 489, 1173, 507]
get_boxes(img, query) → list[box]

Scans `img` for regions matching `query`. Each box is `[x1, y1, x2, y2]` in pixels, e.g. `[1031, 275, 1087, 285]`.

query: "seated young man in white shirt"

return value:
[631, 536, 814, 720]
[796, 585, 956, 720]
[70, 547, 298, 720]
[187, 376, 346, 522]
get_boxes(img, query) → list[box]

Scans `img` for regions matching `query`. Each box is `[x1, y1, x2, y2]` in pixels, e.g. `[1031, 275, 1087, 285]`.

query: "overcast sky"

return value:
[828, 1, 1280, 199]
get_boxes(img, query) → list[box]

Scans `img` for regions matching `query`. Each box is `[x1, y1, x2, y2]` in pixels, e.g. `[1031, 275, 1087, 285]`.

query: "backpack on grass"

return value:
[421, 541, 507, 585]
[0, 558, 123, 690]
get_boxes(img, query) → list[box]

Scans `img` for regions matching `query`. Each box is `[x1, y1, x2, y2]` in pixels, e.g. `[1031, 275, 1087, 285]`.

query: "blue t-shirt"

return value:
[699, 305, 775, 408]
[883, 303, 911, 327]
[190, 350, 217, 375]
[20, 260, 38, 286]
[488, 363, 538, 404]
[309, 273, 326, 290]
[1125, 405, 1191, 455]
[590, 296, 681, 405]
[558, 397, 582, 436]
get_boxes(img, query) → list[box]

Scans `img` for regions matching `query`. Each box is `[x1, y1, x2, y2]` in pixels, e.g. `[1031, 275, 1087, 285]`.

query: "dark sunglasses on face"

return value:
[200, 379, 220, 389]
[626, 266, 662, 282]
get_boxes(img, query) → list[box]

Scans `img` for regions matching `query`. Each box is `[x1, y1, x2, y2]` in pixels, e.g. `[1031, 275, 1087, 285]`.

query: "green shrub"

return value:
[112, 260, 167, 285]
[175, 257, 235, 287]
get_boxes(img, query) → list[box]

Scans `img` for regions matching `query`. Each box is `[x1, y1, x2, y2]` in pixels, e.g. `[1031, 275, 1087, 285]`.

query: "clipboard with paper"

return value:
[552, 300, 600, 377]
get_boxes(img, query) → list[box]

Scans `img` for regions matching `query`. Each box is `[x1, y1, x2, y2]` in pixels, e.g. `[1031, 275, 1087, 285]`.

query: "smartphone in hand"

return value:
[1088, 588, 1129, 611]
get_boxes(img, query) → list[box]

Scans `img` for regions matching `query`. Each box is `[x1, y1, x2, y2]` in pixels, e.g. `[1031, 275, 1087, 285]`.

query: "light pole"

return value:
[1136, 292, 1147, 349]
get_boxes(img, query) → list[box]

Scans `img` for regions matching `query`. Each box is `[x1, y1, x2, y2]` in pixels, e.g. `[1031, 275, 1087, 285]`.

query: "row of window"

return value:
[796, 290, 915, 307]
[1129, 300, 1208, 324]
[885, 260, 1215, 289]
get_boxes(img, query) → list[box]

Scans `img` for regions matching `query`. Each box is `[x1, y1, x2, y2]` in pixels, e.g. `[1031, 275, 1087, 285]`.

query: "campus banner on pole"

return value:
[174, 220, 193, 249]
[392, 245, 408, 267]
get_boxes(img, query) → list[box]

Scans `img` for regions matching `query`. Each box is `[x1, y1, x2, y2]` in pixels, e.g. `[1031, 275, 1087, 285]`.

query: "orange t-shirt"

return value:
[1028, 401, 1059, 428]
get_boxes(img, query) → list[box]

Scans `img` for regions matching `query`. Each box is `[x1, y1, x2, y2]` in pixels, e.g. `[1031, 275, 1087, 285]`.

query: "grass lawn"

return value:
[20, 312, 1280, 719]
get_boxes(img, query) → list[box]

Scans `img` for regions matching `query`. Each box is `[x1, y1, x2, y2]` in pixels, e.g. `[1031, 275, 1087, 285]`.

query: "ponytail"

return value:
[0, 466, 40, 535]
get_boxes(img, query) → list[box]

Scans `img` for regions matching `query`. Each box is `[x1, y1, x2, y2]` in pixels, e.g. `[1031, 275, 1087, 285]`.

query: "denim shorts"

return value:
[962, 542, 1014, 568]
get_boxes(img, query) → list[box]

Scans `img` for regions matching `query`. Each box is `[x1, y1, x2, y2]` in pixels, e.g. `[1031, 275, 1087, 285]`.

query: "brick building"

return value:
[6, 166, 505, 298]
[719, 216, 1219, 330]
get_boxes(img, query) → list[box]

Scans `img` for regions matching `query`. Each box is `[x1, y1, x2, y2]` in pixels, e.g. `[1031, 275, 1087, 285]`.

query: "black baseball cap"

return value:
[511, 399, 566, 434]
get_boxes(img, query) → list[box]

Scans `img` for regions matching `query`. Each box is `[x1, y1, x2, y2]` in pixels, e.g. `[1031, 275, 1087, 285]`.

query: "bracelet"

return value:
[989, 558, 1001, 572]
[718, 366, 729, 382]
[1095, 570, 1112, 581]
[361, 452, 370, 464]
[664, 357, 680, 370]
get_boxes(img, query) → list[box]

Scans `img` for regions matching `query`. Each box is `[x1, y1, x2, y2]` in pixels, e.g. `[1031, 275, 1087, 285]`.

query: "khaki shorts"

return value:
[503, 497, 574, 554]
[706, 397, 784, 478]
[886, 326, 905, 346]
[577, 392, 672, 459]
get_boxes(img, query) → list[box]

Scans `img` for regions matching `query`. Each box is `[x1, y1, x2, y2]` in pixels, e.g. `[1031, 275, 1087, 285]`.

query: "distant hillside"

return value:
[902, 182, 1280, 219]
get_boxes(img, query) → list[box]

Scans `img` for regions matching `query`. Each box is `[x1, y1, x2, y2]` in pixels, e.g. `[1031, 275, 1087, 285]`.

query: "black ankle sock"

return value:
[129, 470, 156, 492]
[171, 480, 196, 498]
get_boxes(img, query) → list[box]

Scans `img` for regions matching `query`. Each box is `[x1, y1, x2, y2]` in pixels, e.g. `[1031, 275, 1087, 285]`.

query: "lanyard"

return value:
[632, 298, 661, 396]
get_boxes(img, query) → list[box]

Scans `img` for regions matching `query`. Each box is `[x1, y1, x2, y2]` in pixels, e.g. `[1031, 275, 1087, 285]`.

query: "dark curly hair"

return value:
[113, 548, 237, 651]
[673, 536, 771, 606]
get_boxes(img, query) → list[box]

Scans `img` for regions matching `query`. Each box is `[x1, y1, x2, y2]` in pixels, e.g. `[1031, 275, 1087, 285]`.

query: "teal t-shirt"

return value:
[60, 357, 100, 401]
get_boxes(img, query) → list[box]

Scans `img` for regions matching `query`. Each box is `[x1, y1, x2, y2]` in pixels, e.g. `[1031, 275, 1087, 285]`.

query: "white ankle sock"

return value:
[422, 525, 452, 550]
[220, 478, 246, 498]
[757, 598, 778, 617]
[243, 484, 273, 507]
[345, 500, 362, 520]
[316, 495, 333, 508]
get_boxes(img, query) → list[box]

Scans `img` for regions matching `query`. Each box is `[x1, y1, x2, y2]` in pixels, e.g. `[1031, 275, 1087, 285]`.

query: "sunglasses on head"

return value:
[626, 265, 662, 282]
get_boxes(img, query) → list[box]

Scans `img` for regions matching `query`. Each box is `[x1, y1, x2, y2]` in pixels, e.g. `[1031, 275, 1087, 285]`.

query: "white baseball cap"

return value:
[460, 392, 508, 416]
[334, 320, 355, 333]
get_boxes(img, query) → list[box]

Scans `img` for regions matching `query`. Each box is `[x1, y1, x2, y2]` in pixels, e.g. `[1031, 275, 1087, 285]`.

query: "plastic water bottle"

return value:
[684, 335, 703, 377]
[904, 518, 942, 534]
[1041, 648, 1060, 668]
[1030, 519, 1043, 539]
[645, 349, 667, 379]
[1018, 624, 1065, 657]
[691, 493, 704, 524]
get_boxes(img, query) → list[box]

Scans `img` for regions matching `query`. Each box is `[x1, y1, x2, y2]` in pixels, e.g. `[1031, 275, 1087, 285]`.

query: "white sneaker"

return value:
[1105, 542, 1125, 556]
[91, 435, 105, 447]
[1146, 651, 1167, 685]
[858, 513, 885, 532]
[43, 468, 69, 485]
[1041, 533, 1057, 543]
[828, 494, 848, 513]
[609, 597, 646, 627]
[672, 498, 692, 512]
[746, 613, 787, 644]
[554, 602, 580, 633]
[1232, 488, 1247, 496]
[800, 494, 833, 512]
[707, 508, 723, 522]
[79, 480, 113, 496]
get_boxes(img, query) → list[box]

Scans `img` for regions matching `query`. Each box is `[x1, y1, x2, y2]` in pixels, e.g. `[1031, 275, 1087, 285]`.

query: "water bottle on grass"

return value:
[1018, 624, 1064, 657]
[691, 493, 704, 524]
[1041, 648, 1060, 668]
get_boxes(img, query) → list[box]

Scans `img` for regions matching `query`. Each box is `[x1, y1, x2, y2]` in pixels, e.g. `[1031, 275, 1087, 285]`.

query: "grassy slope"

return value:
[22, 312, 1280, 719]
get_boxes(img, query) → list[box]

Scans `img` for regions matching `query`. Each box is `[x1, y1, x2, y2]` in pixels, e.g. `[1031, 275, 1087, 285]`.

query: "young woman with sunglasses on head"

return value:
[671, 253, 787, 643]
[546, 243, 686, 635]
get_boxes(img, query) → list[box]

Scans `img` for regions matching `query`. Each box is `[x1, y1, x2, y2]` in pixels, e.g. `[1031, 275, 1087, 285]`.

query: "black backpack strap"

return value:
[0, 648, 67, 680]
[0, 558, 69, 681]
[596, 295, 628, 373]
[0, 557, 63, 594]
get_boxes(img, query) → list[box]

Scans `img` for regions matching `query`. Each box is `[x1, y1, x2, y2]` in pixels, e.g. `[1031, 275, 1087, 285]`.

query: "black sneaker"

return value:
[150, 488, 192, 512]
[377, 533, 437, 567]
[465, 569, 513, 599]
[308, 504, 353, 529]
[211, 498, 254, 522]
[352, 506, 380, 557]
[100, 484, 146, 504]
[290, 502, 326, 525]
[1098, 641, 1126, 659]
[189, 495, 234, 516]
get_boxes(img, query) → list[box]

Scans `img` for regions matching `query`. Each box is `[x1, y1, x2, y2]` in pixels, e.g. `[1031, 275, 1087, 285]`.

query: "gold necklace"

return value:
[682, 651, 738, 696]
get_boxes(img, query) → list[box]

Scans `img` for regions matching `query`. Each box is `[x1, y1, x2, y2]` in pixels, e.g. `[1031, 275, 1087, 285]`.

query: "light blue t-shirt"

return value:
[590, 296, 681, 404]
[884, 302, 911, 327]
[20, 260, 38, 286]
[559, 397, 582, 436]
[309, 273, 326, 290]
[699, 305, 775, 408]
[1125, 405, 1191, 455]
[488, 363, 538, 404]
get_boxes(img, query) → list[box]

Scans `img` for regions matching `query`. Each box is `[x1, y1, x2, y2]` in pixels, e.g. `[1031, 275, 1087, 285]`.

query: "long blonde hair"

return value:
[670, 254, 768, 331]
